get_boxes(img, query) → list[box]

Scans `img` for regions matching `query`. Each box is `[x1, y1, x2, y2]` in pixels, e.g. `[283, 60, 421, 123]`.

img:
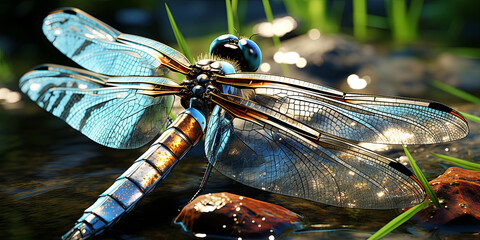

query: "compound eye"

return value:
[238, 38, 262, 72]
[209, 34, 239, 56]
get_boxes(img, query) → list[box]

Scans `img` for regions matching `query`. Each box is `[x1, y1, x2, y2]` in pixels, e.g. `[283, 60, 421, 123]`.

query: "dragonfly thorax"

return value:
[180, 59, 235, 110]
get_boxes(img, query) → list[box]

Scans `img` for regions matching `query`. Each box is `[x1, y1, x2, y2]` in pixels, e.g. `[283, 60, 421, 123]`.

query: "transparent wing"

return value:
[205, 105, 426, 209]
[19, 64, 180, 149]
[217, 73, 469, 144]
[43, 8, 191, 76]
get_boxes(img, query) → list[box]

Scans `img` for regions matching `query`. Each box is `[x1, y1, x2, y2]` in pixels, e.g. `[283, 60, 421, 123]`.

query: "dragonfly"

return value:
[19, 7, 469, 240]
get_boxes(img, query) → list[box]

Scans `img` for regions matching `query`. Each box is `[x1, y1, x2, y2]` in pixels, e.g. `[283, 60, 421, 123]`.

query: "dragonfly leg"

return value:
[62, 108, 206, 240]
[189, 162, 213, 203]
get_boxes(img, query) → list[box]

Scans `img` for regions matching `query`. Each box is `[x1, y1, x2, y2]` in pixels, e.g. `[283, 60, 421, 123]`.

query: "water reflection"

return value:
[273, 51, 308, 68]
[308, 29, 321, 40]
[259, 62, 271, 72]
[347, 74, 369, 90]
[253, 16, 297, 38]
[0, 87, 21, 103]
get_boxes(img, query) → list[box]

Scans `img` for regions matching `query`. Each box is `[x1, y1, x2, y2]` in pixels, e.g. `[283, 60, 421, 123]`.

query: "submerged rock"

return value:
[416, 167, 480, 229]
[175, 192, 302, 239]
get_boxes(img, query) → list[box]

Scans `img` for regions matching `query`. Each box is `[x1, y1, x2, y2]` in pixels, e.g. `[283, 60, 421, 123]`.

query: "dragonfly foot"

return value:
[188, 163, 213, 203]
[188, 188, 202, 203]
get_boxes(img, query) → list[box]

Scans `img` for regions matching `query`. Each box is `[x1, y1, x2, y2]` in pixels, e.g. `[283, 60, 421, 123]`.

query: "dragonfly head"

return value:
[209, 34, 262, 72]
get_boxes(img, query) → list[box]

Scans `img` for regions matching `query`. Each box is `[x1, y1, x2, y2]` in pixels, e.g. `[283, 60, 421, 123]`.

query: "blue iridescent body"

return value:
[19, 7, 468, 240]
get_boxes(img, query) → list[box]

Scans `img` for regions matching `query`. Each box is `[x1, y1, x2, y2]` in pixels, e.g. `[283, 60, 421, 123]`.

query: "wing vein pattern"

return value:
[219, 73, 468, 144]
[205, 104, 426, 209]
[20, 64, 176, 149]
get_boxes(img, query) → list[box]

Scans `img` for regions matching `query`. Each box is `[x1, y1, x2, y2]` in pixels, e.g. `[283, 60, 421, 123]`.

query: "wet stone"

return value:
[175, 192, 302, 239]
[416, 167, 480, 228]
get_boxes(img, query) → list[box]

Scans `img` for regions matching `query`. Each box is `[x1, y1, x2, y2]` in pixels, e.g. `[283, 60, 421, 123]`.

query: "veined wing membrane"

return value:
[205, 95, 425, 209]
[43, 7, 191, 76]
[19, 64, 180, 149]
[217, 73, 469, 144]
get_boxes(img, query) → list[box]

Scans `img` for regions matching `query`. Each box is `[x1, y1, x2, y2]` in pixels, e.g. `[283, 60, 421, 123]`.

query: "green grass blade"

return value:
[430, 80, 480, 104]
[308, 0, 326, 31]
[368, 201, 430, 240]
[283, 0, 309, 32]
[390, 0, 409, 42]
[353, 0, 367, 41]
[169, 111, 177, 121]
[460, 111, 480, 124]
[165, 3, 193, 63]
[231, 0, 238, 15]
[162, 112, 177, 132]
[236, 0, 248, 33]
[225, 0, 235, 35]
[406, 0, 423, 40]
[262, 0, 274, 22]
[431, 152, 480, 171]
[403, 145, 441, 208]
[261, 0, 280, 47]
[282, 0, 303, 18]
[262, 0, 289, 75]
[231, 0, 240, 33]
